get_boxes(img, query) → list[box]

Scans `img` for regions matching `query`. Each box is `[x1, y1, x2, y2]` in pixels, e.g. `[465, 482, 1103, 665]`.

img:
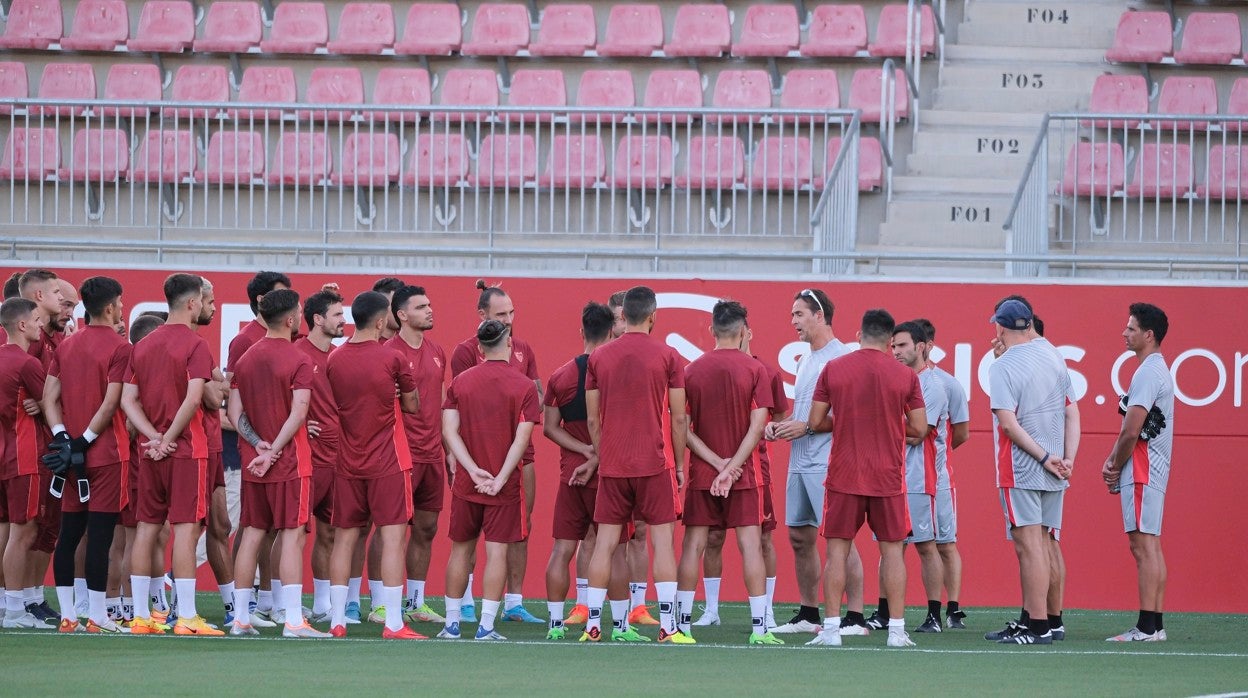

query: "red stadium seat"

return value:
[1155, 76, 1217, 131]
[402, 133, 469, 186]
[1174, 12, 1242, 65]
[300, 67, 365, 121]
[0, 0, 63, 50]
[848, 68, 909, 122]
[472, 134, 538, 187]
[329, 3, 395, 55]
[531, 4, 596, 57]
[642, 69, 703, 123]
[36, 63, 96, 117]
[262, 2, 329, 54]
[1085, 74, 1148, 129]
[101, 63, 163, 117]
[197, 130, 265, 184]
[127, 129, 195, 183]
[869, 3, 936, 57]
[437, 68, 499, 121]
[58, 128, 129, 182]
[675, 136, 744, 188]
[194, 1, 263, 53]
[268, 132, 331, 185]
[61, 0, 129, 51]
[0, 128, 60, 180]
[507, 69, 567, 120]
[1227, 78, 1248, 131]
[816, 136, 883, 191]
[541, 134, 606, 187]
[1126, 143, 1192, 198]
[1058, 142, 1125, 196]
[1106, 11, 1172, 63]
[395, 2, 462, 55]
[232, 66, 297, 120]
[780, 69, 840, 119]
[732, 4, 800, 57]
[461, 3, 529, 57]
[711, 69, 772, 119]
[164, 64, 229, 118]
[801, 4, 867, 57]
[1198, 145, 1248, 200]
[334, 132, 401, 187]
[0, 63, 29, 115]
[664, 4, 730, 58]
[749, 135, 813, 190]
[599, 4, 664, 57]
[609, 135, 673, 188]
[576, 69, 635, 112]
[372, 67, 431, 123]
[128, 0, 195, 53]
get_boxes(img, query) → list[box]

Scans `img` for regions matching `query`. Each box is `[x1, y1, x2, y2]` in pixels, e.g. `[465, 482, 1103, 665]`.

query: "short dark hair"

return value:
[80, 276, 123, 319]
[893, 320, 928, 344]
[607, 291, 626, 310]
[793, 289, 833, 325]
[3, 272, 21, 299]
[475, 279, 507, 312]
[712, 300, 748, 337]
[129, 314, 163, 344]
[351, 291, 391, 329]
[913, 317, 936, 342]
[303, 290, 342, 329]
[258, 288, 300, 326]
[18, 268, 57, 298]
[163, 273, 203, 307]
[860, 308, 895, 342]
[994, 294, 1032, 313]
[373, 277, 405, 296]
[139, 310, 168, 322]
[391, 285, 428, 325]
[0, 297, 36, 331]
[1130, 303, 1168, 344]
[622, 286, 657, 325]
[476, 318, 510, 349]
[1033, 316, 1045, 337]
[582, 301, 614, 343]
[246, 271, 292, 314]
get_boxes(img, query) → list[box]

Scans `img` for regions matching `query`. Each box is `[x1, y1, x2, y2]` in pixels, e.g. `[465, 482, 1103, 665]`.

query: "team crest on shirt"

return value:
[433, 357, 442, 369]
[514, 352, 525, 362]
[312, 365, 319, 373]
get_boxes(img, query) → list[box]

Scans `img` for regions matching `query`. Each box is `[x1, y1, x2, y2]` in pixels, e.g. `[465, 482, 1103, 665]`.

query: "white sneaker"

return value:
[308, 610, 332, 624]
[1106, 627, 1160, 642]
[3, 612, 48, 629]
[838, 623, 870, 636]
[771, 619, 821, 634]
[271, 608, 287, 625]
[249, 612, 277, 629]
[887, 631, 916, 647]
[805, 629, 842, 646]
[1156, 629, 1167, 641]
[284, 622, 332, 638]
[230, 622, 261, 636]
[692, 610, 720, 627]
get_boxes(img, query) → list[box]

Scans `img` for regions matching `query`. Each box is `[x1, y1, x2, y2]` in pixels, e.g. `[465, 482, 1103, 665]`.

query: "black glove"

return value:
[41, 432, 73, 476]
[70, 436, 91, 467]
[1140, 405, 1167, 441]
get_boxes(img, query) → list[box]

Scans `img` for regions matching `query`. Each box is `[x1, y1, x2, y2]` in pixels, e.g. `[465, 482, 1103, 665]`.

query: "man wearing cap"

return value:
[986, 299, 1079, 646]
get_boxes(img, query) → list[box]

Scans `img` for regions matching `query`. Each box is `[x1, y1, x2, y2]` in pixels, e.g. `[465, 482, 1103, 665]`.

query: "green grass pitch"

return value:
[1, 597, 1245, 697]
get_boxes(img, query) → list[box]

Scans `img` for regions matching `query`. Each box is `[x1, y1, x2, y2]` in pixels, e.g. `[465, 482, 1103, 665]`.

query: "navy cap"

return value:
[990, 299, 1033, 330]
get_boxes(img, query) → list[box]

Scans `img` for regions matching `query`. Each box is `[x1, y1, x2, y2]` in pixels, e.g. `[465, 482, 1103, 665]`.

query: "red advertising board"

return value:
[8, 265, 1245, 612]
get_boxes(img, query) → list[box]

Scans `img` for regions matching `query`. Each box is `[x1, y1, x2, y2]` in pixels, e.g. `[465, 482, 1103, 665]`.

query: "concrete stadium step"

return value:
[878, 194, 1015, 248]
[903, 152, 1030, 179]
[933, 86, 1089, 112]
[890, 175, 1019, 196]
[938, 62, 1108, 92]
[851, 245, 1012, 278]
[941, 44, 1112, 65]
[957, 2, 1124, 49]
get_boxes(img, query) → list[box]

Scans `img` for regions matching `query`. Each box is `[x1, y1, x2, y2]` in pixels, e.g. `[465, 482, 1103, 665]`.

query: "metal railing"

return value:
[0, 98, 868, 270]
[1004, 112, 1247, 277]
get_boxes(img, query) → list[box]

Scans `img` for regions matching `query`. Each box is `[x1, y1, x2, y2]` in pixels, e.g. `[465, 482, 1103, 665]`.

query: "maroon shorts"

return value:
[208, 452, 226, 489]
[410, 460, 444, 514]
[32, 468, 61, 552]
[685, 486, 764, 529]
[332, 470, 412, 529]
[136, 456, 209, 526]
[311, 466, 334, 523]
[0, 473, 40, 524]
[821, 490, 910, 543]
[62, 462, 128, 514]
[552, 482, 597, 541]
[448, 495, 525, 544]
[595, 473, 678, 526]
[762, 482, 777, 533]
[240, 477, 310, 531]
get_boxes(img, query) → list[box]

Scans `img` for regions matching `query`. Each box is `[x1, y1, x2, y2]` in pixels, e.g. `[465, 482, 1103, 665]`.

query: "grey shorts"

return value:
[1000, 487, 1064, 540]
[785, 472, 826, 527]
[935, 488, 957, 544]
[905, 493, 936, 544]
[1122, 483, 1165, 536]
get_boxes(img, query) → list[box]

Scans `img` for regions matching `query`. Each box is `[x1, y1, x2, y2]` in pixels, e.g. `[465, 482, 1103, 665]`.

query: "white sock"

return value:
[412, 580, 426, 610]
[383, 586, 403, 632]
[461, 574, 475, 607]
[574, 578, 588, 606]
[655, 581, 677, 634]
[610, 599, 629, 631]
[444, 597, 461, 626]
[676, 589, 695, 633]
[312, 579, 331, 615]
[233, 588, 253, 625]
[88, 590, 107, 624]
[367, 578, 382, 607]
[765, 576, 777, 627]
[30, 585, 44, 604]
[406, 579, 419, 605]
[586, 586, 607, 633]
[131, 576, 151, 619]
[548, 601, 564, 629]
[218, 581, 235, 608]
[283, 584, 304, 626]
[257, 589, 273, 612]
[824, 615, 842, 632]
[347, 577, 362, 605]
[270, 578, 282, 607]
[149, 579, 167, 611]
[629, 582, 648, 608]
[749, 594, 767, 636]
[73, 578, 88, 608]
[175, 579, 197, 619]
[888, 617, 905, 634]
[703, 577, 721, 615]
[480, 598, 500, 632]
[56, 586, 76, 621]
[504, 593, 522, 611]
[330, 585, 347, 628]
[6, 591, 25, 616]
[106, 596, 119, 617]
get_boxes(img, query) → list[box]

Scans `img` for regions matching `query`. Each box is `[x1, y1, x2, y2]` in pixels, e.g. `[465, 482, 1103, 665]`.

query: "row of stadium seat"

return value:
[0, 62, 909, 123]
[0, 127, 885, 191]
[0, 0, 935, 59]
[1087, 74, 1248, 129]
[1060, 142, 1247, 199]
[1107, 10, 1247, 65]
